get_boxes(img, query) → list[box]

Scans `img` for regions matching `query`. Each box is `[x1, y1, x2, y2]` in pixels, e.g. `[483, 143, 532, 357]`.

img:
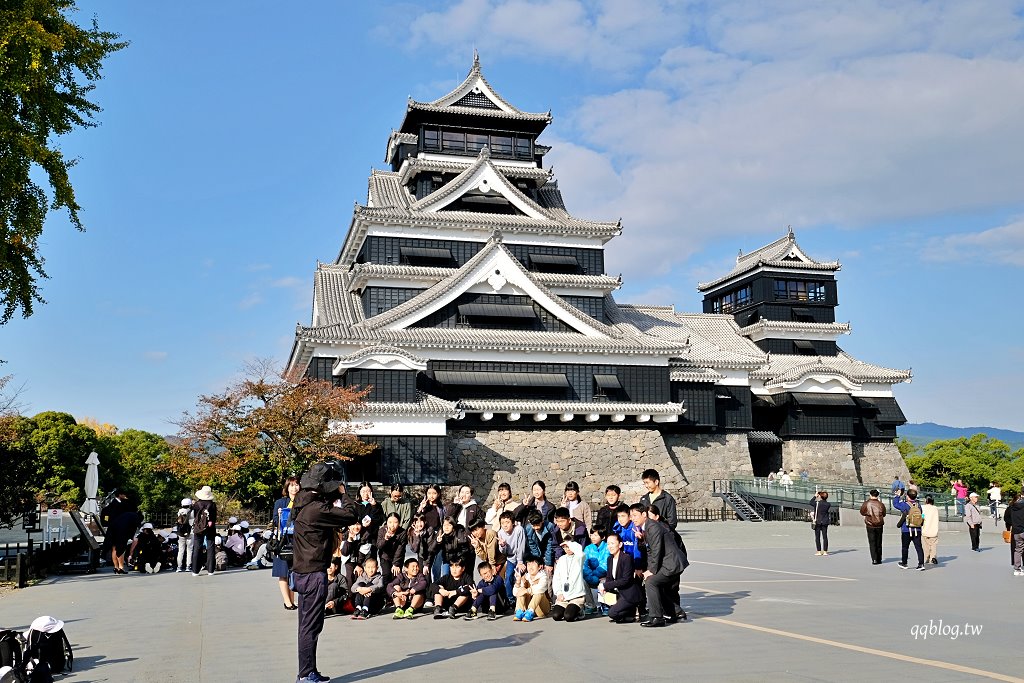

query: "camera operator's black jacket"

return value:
[292, 489, 358, 574]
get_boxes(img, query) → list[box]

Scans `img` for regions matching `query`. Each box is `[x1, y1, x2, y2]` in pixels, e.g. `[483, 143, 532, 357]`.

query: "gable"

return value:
[364, 242, 611, 337]
[413, 155, 550, 219]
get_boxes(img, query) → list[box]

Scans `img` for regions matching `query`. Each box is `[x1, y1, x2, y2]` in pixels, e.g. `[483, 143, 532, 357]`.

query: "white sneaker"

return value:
[1014, 569, 1023, 576]
[145, 563, 153, 574]
[154, 563, 161, 573]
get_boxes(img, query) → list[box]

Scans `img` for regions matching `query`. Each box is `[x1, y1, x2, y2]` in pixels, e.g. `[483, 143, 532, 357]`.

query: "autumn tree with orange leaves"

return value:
[161, 359, 373, 508]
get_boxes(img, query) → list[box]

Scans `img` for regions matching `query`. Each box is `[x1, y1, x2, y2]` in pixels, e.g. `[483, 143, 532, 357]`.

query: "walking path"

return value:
[1, 522, 1020, 682]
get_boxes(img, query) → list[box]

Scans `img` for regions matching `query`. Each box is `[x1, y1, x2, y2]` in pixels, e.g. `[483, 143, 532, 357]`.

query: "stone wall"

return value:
[780, 438, 910, 487]
[781, 438, 857, 482]
[448, 428, 749, 510]
[853, 441, 910, 486]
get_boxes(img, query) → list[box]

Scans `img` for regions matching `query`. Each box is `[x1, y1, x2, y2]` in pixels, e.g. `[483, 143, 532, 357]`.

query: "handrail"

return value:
[726, 476, 962, 522]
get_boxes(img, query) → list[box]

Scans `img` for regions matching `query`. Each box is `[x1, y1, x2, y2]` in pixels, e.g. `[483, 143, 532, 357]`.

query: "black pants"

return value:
[192, 531, 215, 574]
[901, 532, 924, 566]
[550, 603, 582, 622]
[645, 570, 679, 620]
[814, 524, 829, 552]
[608, 595, 639, 622]
[968, 525, 981, 550]
[866, 526, 883, 563]
[294, 570, 328, 680]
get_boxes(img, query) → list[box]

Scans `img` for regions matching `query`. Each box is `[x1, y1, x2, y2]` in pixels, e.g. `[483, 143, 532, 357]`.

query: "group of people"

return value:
[273, 470, 689, 629]
[285, 464, 690, 683]
[854, 479, 1024, 572]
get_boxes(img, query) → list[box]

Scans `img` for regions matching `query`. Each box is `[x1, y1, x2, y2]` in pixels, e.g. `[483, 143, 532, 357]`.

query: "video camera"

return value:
[299, 460, 348, 498]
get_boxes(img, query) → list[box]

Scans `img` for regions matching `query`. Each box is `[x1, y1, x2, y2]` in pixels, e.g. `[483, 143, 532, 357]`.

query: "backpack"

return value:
[25, 628, 70, 677]
[192, 507, 210, 536]
[0, 631, 27, 681]
[175, 512, 191, 537]
[906, 502, 924, 528]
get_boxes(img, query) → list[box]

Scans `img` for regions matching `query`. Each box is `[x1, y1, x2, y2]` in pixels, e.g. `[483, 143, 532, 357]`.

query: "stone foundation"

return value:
[781, 439, 858, 482]
[853, 441, 910, 485]
[449, 428, 750, 510]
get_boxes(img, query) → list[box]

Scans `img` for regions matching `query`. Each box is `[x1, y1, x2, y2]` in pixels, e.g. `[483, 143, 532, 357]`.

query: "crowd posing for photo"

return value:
[260, 469, 689, 628]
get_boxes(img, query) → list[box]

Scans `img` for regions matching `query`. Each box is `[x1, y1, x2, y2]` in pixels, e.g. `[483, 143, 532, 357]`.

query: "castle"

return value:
[286, 57, 911, 508]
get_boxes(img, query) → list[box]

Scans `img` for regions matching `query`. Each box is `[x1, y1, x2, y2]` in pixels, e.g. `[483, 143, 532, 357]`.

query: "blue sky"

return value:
[3, 1, 1023, 434]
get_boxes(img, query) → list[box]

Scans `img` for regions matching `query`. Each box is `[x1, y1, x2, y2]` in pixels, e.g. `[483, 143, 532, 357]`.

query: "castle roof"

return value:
[399, 54, 552, 132]
[698, 229, 841, 292]
[750, 350, 912, 388]
[346, 262, 621, 293]
[610, 304, 766, 369]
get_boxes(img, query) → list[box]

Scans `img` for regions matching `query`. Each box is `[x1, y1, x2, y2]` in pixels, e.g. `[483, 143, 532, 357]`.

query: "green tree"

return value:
[111, 428, 182, 515]
[0, 414, 35, 526]
[0, 1, 127, 323]
[905, 434, 1014, 496]
[22, 410, 99, 504]
[896, 437, 918, 459]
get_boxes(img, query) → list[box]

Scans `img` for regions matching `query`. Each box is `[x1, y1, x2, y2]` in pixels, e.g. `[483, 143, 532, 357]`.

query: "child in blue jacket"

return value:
[582, 527, 609, 615]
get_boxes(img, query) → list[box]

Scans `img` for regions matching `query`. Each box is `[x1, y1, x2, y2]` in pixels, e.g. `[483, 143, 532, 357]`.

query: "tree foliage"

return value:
[905, 434, 1024, 498]
[0, 413, 36, 526]
[162, 359, 373, 509]
[0, 1, 127, 323]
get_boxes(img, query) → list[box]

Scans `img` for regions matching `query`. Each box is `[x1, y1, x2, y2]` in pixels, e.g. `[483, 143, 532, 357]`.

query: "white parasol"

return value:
[82, 451, 100, 516]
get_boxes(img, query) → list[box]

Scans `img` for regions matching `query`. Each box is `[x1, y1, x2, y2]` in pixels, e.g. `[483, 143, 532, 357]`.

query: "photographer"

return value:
[291, 462, 357, 683]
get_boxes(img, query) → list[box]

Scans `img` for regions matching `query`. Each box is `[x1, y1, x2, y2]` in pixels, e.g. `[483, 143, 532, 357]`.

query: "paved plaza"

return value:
[2, 521, 1020, 682]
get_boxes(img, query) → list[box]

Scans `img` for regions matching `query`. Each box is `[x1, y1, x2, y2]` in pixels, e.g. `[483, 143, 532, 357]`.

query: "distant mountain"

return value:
[898, 423, 1024, 450]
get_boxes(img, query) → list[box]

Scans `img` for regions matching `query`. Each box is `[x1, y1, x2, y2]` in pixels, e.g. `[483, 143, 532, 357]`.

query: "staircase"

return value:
[718, 491, 765, 522]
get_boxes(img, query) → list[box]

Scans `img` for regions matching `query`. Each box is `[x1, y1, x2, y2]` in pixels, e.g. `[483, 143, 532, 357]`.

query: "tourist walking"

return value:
[1003, 491, 1024, 576]
[987, 482, 1001, 520]
[859, 489, 886, 565]
[921, 496, 940, 565]
[810, 491, 831, 556]
[893, 489, 925, 570]
[964, 492, 984, 552]
[191, 486, 218, 576]
[272, 476, 300, 609]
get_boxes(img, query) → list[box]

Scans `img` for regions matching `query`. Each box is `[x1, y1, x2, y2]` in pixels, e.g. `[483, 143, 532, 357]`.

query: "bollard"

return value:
[16, 552, 28, 588]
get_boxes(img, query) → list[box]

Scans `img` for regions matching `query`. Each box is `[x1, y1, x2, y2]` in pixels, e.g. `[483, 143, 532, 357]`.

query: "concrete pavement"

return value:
[1, 521, 1021, 682]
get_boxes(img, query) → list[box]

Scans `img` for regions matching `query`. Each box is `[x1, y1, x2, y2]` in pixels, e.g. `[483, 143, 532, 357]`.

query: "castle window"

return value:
[793, 340, 816, 355]
[442, 130, 465, 152]
[490, 135, 513, 155]
[423, 128, 440, 150]
[774, 280, 826, 302]
[466, 133, 489, 152]
[712, 285, 751, 313]
[515, 137, 532, 158]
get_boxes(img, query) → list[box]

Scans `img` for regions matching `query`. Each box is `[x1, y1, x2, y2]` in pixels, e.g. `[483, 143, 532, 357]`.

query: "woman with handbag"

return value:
[272, 476, 300, 609]
[810, 491, 832, 556]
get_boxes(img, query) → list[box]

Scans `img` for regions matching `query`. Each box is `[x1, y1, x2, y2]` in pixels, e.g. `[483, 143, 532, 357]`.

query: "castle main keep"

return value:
[286, 57, 912, 507]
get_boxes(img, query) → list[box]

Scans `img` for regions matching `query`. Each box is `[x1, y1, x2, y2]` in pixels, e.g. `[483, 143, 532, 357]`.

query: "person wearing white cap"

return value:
[175, 497, 195, 573]
[191, 486, 218, 576]
[965, 493, 984, 552]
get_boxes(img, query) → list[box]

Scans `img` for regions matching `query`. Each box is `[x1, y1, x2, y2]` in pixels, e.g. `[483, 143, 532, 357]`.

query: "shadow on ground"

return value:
[340, 632, 541, 681]
[682, 590, 750, 618]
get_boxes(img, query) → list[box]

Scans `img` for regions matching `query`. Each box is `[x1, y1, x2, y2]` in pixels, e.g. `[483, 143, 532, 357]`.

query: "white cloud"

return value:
[403, 1, 1024, 282]
[238, 292, 263, 310]
[270, 276, 303, 289]
[143, 351, 168, 363]
[922, 218, 1024, 266]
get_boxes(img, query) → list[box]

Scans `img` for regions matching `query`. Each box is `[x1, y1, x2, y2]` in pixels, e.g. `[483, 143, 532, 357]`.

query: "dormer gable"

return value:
[410, 148, 553, 219]
[357, 234, 617, 338]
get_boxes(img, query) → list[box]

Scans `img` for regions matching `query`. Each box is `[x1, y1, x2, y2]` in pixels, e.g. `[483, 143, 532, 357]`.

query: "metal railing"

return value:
[716, 477, 962, 522]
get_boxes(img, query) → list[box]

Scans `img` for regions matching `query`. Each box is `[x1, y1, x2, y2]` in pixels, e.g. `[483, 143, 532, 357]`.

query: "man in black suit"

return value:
[601, 532, 642, 623]
[630, 503, 686, 627]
